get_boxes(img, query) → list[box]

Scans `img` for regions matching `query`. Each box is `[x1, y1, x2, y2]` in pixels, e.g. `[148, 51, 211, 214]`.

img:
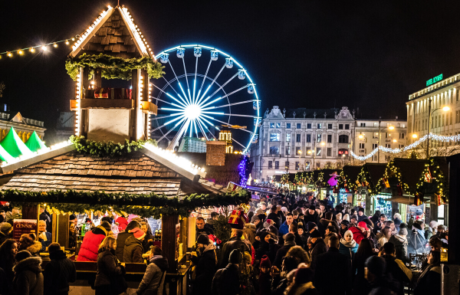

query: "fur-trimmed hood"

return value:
[13, 256, 42, 274]
[26, 241, 43, 254]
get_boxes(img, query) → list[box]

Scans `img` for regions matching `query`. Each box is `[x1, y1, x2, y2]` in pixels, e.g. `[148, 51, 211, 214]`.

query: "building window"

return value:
[316, 162, 321, 168]
[327, 147, 332, 157]
[276, 123, 281, 128]
[286, 133, 291, 142]
[327, 134, 332, 143]
[345, 124, 350, 130]
[373, 132, 378, 139]
[286, 146, 291, 155]
[270, 123, 275, 128]
[268, 161, 273, 169]
[305, 162, 311, 171]
[306, 147, 311, 155]
[360, 123, 366, 127]
[399, 144, 405, 149]
[307, 123, 312, 129]
[286, 123, 291, 129]
[275, 161, 279, 169]
[295, 146, 301, 155]
[359, 143, 365, 149]
[372, 155, 378, 161]
[328, 124, 332, 129]
[296, 134, 301, 142]
[339, 124, 343, 130]
[317, 123, 322, 129]
[385, 155, 390, 162]
[456, 111, 460, 123]
[317, 134, 322, 142]
[306, 134, 311, 143]
[399, 133, 405, 139]
[270, 146, 279, 155]
[285, 161, 290, 169]
[297, 123, 301, 129]
[270, 133, 280, 141]
[295, 162, 300, 170]
[316, 147, 321, 156]
[338, 149, 348, 156]
[385, 144, 391, 148]
[338, 135, 349, 143]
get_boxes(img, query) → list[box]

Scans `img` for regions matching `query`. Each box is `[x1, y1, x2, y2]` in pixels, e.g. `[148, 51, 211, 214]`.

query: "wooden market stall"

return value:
[354, 163, 387, 216]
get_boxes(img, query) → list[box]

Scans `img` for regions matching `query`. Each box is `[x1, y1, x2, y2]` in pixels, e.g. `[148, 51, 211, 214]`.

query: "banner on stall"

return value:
[13, 219, 37, 242]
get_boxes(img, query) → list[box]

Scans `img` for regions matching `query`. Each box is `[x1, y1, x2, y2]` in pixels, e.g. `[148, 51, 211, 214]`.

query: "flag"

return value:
[424, 168, 432, 183]
[228, 208, 248, 229]
[384, 178, 390, 188]
[414, 192, 423, 206]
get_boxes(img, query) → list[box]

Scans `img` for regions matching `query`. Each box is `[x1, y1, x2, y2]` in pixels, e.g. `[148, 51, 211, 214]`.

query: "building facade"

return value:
[406, 73, 460, 156]
[250, 106, 407, 183]
[0, 111, 45, 142]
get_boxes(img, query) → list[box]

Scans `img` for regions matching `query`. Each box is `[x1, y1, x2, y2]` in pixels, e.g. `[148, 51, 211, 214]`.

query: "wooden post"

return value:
[94, 68, 102, 88]
[57, 214, 69, 248]
[131, 69, 139, 140]
[80, 67, 90, 137]
[22, 205, 39, 238]
[162, 214, 178, 272]
[179, 217, 188, 260]
[51, 213, 58, 243]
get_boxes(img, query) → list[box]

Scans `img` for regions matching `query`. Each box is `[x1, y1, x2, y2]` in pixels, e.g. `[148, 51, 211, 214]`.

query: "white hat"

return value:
[281, 207, 288, 212]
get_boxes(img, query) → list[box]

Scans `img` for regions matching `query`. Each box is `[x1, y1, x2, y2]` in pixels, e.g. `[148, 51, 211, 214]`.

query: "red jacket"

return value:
[77, 227, 107, 262]
[349, 226, 366, 245]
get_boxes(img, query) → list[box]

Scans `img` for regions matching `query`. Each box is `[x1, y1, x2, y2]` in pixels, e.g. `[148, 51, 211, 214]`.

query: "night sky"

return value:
[1, 0, 460, 142]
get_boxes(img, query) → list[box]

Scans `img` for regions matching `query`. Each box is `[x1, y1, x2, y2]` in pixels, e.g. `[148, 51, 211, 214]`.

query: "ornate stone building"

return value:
[0, 111, 45, 142]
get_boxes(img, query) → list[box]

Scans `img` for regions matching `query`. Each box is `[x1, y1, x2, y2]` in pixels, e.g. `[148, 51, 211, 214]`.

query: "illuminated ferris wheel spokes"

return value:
[151, 44, 261, 153]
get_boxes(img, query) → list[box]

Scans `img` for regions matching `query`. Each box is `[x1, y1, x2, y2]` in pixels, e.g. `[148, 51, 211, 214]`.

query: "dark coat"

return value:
[0, 231, 11, 246]
[39, 232, 52, 252]
[220, 236, 250, 267]
[267, 213, 280, 228]
[414, 265, 441, 295]
[310, 239, 327, 271]
[313, 247, 351, 295]
[44, 250, 77, 295]
[13, 256, 44, 295]
[273, 243, 295, 268]
[77, 226, 107, 262]
[116, 231, 133, 262]
[196, 225, 214, 241]
[381, 255, 411, 295]
[192, 244, 217, 295]
[123, 235, 144, 263]
[0, 267, 7, 295]
[211, 264, 240, 295]
[0, 252, 15, 295]
[408, 229, 427, 254]
[136, 255, 169, 295]
[271, 278, 288, 295]
[94, 249, 127, 294]
[389, 235, 409, 263]
[258, 272, 271, 295]
[304, 212, 319, 224]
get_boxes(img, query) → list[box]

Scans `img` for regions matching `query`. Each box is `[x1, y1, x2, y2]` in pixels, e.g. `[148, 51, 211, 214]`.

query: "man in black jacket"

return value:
[220, 229, 250, 268]
[304, 205, 319, 224]
[314, 235, 351, 295]
[192, 235, 217, 295]
[115, 220, 140, 261]
[309, 229, 327, 271]
[273, 233, 296, 268]
[44, 242, 77, 295]
[380, 242, 412, 295]
[196, 217, 214, 241]
[211, 249, 241, 295]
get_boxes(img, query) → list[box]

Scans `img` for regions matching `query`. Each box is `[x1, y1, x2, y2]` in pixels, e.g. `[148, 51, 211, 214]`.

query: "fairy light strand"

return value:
[0, 38, 77, 58]
[351, 133, 460, 161]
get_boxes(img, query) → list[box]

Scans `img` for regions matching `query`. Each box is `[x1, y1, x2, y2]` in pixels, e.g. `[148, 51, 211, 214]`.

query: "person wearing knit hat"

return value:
[211, 250, 240, 295]
[197, 234, 210, 246]
[191, 234, 217, 295]
[0, 222, 13, 245]
[388, 223, 409, 263]
[18, 233, 42, 256]
[258, 254, 272, 295]
[408, 221, 427, 253]
[348, 221, 368, 245]
[123, 228, 145, 263]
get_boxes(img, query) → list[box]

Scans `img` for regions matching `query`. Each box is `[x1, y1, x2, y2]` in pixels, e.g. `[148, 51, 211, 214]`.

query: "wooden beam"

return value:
[80, 99, 134, 109]
[58, 214, 69, 249]
[162, 214, 178, 272]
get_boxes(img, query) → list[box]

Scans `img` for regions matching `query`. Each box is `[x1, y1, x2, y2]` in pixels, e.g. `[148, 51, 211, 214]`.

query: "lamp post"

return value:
[426, 99, 450, 159]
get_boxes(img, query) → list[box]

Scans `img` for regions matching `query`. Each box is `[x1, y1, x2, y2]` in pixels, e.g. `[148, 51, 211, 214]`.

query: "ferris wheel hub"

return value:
[184, 104, 202, 120]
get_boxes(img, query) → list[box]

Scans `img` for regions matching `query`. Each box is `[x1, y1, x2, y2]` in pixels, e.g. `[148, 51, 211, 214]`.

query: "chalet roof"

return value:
[363, 163, 387, 188]
[70, 6, 153, 59]
[391, 158, 429, 192]
[342, 165, 362, 182]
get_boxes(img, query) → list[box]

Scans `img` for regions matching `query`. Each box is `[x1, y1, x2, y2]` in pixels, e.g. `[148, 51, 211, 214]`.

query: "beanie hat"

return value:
[295, 267, 314, 284]
[310, 229, 321, 238]
[309, 205, 316, 210]
[130, 228, 146, 240]
[284, 233, 295, 243]
[359, 207, 365, 213]
[306, 222, 317, 232]
[197, 234, 210, 245]
[350, 215, 358, 221]
[19, 233, 35, 248]
[413, 221, 422, 230]
[0, 222, 12, 234]
[15, 250, 31, 262]
[429, 220, 438, 228]
[260, 255, 271, 268]
[341, 220, 350, 227]
[229, 249, 242, 264]
[358, 221, 369, 230]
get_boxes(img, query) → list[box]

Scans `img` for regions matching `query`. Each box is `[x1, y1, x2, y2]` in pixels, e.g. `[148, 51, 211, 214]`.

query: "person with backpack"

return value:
[220, 229, 251, 267]
[135, 246, 169, 295]
[211, 249, 241, 295]
[44, 242, 76, 295]
[192, 234, 217, 295]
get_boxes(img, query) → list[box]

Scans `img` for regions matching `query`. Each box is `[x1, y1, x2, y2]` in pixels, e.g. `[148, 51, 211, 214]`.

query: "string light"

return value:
[18, 50, 24, 55]
[351, 133, 460, 161]
[0, 37, 76, 59]
[29, 48, 35, 53]
[53, 43, 58, 48]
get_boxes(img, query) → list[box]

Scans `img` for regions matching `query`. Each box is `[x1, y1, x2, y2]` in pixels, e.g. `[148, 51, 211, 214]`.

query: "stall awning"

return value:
[388, 195, 435, 205]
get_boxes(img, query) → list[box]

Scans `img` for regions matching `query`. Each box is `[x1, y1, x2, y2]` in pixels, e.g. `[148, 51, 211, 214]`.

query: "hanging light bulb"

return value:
[7, 52, 12, 57]
[65, 40, 70, 45]
[18, 50, 24, 55]
[30, 48, 35, 53]
[53, 43, 58, 48]
[41, 45, 47, 51]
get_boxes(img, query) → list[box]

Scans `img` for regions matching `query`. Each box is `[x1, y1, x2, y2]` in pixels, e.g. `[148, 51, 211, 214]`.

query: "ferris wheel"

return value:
[151, 44, 261, 154]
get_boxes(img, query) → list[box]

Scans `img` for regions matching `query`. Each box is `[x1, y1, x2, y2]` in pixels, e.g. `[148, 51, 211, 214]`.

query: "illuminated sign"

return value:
[426, 74, 443, 87]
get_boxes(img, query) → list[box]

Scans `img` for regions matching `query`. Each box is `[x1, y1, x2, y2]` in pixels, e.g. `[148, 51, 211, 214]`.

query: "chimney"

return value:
[206, 140, 227, 166]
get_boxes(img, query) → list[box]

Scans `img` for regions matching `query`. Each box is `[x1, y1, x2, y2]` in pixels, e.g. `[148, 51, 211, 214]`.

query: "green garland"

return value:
[4, 189, 250, 218]
[65, 53, 165, 81]
[70, 135, 156, 157]
[415, 158, 448, 203]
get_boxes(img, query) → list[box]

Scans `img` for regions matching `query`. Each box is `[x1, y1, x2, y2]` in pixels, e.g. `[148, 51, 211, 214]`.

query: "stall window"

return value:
[270, 123, 275, 128]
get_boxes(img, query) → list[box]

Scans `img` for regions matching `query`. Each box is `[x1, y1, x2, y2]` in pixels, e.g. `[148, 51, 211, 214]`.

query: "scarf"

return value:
[340, 238, 356, 248]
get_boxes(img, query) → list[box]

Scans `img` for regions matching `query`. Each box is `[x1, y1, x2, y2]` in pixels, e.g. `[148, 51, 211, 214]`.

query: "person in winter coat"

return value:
[314, 235, 352, 295]
[279, 213, 294, 236]
[123, 228, 145, 263]
[0, 239, 18, 295]
[258, 255, 272, 295]
[389, 223, 410, 263]
[365, 255, 397, 295]
[393, 213, 402, 232]
[271, 257, 298, 295]
[18, 234, 42, 256]
[267, 206, 281, 229]
[140, 221, 155, 254]
[339, 230, 358, 261]
[220, 229, 251, 267]
[376, 226, 392, 249]
[13, 250, 44, 295]
[286, 245, 310, 266]
[309, 229, 326, 271]
[44, 242, 76, 295]
[191, 235, 217, 295]
[285, 267, 317, 295]
[94, 234, 128, 295]
[408, 221, 427, 254]
[37, 220, 52, 252]
[323, 226, 337, 249]
[116, 220, 140, 261]
[380, 242, 412, 295]
[414, 251, 441, 295]
[349, 221, 368, 245]
[304, 205, 319, 224]
[77, 222, 111, 261]
[339, 220, 349, 237]
[211, 249, 241, 295]
[244, 223, 257, 244]
[115, 215, 128, 232]
[0, 222, 13, 246]
[357, 207, 367, 222]
[296, 225, 308, 249]
[135, 246, 169, 295]
[351, 239, 374, 295]
[273, 233, 296, 268]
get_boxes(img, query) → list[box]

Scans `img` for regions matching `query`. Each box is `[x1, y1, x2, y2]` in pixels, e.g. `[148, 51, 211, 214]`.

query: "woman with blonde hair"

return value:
[94, 233, 127, 295]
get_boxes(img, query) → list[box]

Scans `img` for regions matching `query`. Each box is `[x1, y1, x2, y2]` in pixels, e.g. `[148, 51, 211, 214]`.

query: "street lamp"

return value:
[412, 134, 418, 139]
[426, 99, 451, 158]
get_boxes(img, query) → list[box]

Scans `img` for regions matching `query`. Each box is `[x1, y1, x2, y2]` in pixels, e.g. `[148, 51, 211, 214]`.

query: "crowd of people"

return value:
[0, 193, 450, 295]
